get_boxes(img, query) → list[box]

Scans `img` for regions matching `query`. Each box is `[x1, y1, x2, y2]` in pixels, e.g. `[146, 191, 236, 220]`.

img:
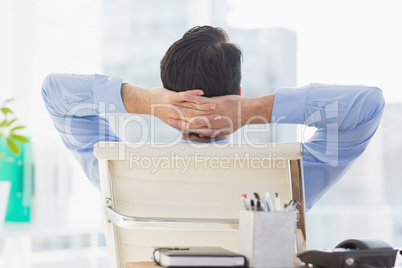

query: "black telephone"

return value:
[297, 238, 399, 268]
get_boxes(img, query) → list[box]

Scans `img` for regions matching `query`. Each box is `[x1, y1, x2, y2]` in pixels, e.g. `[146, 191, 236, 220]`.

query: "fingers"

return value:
[170, 90, 218, 110]
[179, 102, 217, 111]
[167, 118, 221, 136]
[170, 105, 219, 120]
[168, 113, 221, 128]
[170, 89, 204, 103]
[181, 93, 215, 105]
[189, 114, 222, 127]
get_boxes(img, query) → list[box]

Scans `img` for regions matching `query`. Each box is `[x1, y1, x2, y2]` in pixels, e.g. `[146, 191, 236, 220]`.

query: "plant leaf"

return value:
[6, 137, 20, 155]
[6, 118, 16, 127]
[10, 125, 25, 133]
[10, 134, 28, 143]
[0, 119, 6, 127]
[1, 107, 13, 115]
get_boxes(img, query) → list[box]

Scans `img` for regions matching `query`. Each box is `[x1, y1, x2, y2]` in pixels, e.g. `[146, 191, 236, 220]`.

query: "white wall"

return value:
[0, 0, 104, 233]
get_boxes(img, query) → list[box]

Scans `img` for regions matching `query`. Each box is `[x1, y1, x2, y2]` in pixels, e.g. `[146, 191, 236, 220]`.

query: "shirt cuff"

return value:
[93, 74, 128, 114]
[271, 85, 309, 124]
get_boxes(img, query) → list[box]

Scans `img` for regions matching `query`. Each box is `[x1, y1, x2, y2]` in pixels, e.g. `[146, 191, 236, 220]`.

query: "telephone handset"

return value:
[297, 238, 399, 268]
[336, 238, 394, 250]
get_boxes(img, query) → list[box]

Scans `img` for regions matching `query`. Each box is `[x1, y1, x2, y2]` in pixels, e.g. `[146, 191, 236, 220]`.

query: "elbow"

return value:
[42, 73, 56, 99]
[42, 73, 62, 116]
[366, 86, 385, 115]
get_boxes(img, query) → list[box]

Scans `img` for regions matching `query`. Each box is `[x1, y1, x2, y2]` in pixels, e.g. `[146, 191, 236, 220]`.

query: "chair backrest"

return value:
[94, 142, 306, 268]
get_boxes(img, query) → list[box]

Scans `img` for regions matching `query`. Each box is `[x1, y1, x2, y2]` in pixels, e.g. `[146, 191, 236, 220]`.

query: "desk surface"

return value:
[125, 259, 309, 268]
[126, 255, 402, 268]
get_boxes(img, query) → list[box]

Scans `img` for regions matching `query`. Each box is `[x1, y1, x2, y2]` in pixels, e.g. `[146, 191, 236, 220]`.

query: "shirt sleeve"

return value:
[271, 83, 385, 210]
[41, 73, 128, 189]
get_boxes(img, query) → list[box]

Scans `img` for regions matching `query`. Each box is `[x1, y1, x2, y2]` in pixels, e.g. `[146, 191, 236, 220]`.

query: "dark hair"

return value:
[160, 26, 242, 97]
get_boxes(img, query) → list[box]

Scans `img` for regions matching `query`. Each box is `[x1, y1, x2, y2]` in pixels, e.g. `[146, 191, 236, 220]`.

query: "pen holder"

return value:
[239, 210, 297, 268]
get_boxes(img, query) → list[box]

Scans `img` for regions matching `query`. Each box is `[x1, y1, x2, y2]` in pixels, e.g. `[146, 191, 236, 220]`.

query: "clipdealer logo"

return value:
[63, 100, 340, 169]
[63, 101, 275, 150]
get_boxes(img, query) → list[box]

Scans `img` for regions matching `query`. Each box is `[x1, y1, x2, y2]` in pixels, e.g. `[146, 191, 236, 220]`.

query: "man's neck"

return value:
[181, 133, 230, 143]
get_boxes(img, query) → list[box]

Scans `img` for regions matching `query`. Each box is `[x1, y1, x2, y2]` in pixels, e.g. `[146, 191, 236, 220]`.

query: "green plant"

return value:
[0, 98, 28, 156]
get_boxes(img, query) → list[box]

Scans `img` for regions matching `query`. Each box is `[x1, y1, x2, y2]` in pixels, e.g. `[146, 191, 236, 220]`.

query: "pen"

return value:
[254, 193, 263, 211]
[256, 200, 262, 211]
[241, 194, 252, 210]
[285, 200, 300, 212]
[250, 199, 255, 211]
[275, 193, 281, 211]
[264, 192, 274, 212]
[263, 201, 269, 212]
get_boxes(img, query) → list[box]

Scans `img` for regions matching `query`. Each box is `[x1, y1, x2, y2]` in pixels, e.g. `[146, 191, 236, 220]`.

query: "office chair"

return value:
[94, 142, 306, 268]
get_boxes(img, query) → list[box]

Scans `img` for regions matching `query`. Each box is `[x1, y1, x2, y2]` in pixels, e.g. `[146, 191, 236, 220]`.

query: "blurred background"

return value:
[1, 0, 402, 267]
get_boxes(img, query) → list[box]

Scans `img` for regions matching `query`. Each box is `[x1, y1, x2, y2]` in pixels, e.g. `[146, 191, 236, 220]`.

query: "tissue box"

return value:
[239, 210, 296, 268]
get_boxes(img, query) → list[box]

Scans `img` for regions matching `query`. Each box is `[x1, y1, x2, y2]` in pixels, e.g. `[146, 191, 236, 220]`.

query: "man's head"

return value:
[160, 26, 242, 97]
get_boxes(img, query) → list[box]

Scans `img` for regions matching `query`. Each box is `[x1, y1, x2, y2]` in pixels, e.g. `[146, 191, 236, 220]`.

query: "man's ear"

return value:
[238, 86, 242, 96]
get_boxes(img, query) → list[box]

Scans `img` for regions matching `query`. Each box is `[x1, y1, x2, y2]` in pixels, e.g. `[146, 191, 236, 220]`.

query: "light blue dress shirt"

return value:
[42, 73, 385, 210]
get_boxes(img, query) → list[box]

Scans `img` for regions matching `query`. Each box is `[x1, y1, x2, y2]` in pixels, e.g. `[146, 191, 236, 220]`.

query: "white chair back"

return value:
[94, 142, 306, 268]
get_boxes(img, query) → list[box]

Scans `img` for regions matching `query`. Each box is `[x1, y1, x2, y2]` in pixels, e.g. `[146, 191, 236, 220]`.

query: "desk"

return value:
[126, 255, 402, 268]
[125, 259, 309, 268]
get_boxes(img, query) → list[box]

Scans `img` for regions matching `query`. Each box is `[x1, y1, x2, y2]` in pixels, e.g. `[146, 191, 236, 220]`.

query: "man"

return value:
[42, 26, 384, 210]
[160, 26, 242, 142]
